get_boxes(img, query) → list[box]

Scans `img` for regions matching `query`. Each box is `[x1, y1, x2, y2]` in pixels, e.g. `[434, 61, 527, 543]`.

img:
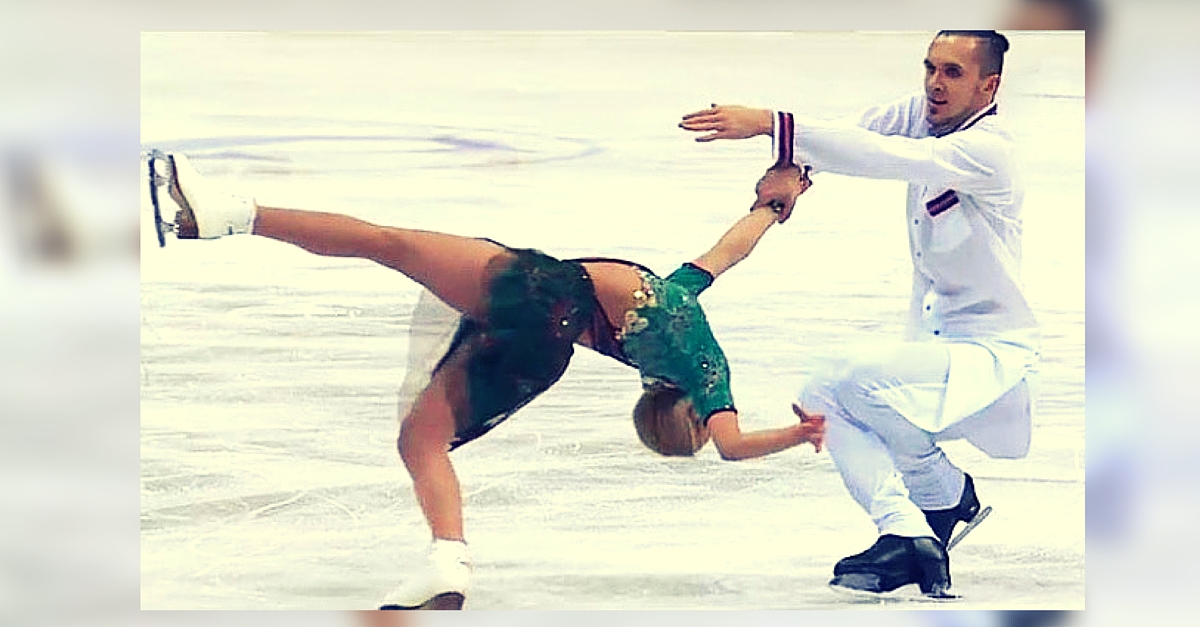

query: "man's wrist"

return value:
[762, 109, 775, 137]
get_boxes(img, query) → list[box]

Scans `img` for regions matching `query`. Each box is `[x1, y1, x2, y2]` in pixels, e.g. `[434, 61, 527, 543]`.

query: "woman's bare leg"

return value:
[252, 206, 505, 320]
[379, 305, 486, 608]
[397, 366, 469, 541]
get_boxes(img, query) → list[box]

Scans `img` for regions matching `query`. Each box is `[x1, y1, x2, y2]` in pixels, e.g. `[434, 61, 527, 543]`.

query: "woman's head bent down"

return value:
[632, 384, 712, 456]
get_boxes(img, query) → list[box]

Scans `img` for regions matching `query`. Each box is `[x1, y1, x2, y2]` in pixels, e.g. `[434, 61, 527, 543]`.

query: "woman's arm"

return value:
[706, 405, 824, 461]
[689, 206, 779, 279]
[690, 164, 811, 279]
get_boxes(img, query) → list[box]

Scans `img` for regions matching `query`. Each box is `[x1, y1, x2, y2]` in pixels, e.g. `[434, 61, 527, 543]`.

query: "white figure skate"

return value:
[378, 539, 471, 610]
[147, 150, 257, 246]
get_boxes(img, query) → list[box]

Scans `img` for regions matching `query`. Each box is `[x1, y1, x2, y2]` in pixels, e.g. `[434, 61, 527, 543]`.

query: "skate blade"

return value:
[828, 574, 892, 602]
[922, 588, 961, 601]
[946, 505, 993, 551]
[829, 578, 960, 603]
[146, 150, 188, 246]
[379, 592, 465, 611]
[147, 150, 176, 247]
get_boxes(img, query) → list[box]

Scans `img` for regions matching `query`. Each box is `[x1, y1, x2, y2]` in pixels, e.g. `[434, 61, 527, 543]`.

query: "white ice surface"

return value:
[140, 31, 1084, 610]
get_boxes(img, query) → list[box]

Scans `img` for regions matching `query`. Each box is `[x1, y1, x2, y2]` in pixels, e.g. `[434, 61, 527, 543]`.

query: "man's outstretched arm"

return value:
[679, 104, 774, 142]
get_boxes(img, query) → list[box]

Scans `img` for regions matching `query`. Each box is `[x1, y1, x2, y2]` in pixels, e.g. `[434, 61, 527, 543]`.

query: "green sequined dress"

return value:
[617, 263, 735, 423]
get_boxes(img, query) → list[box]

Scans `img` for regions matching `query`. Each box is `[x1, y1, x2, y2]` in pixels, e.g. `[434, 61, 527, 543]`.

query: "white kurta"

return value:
[780, 92, 1041, 458]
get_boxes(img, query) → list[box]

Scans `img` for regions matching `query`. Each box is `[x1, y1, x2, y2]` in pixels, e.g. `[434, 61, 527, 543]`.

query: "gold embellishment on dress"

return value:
[632, 271, 658, 308]
[616, 272, 659, 340]
[619, 310, 649, 338]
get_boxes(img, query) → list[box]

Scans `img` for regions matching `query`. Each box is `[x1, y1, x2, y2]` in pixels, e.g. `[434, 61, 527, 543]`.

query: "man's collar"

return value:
[931, 102, 999, 138]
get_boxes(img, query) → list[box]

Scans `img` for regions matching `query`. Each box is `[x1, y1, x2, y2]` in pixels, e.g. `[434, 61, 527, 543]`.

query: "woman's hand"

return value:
[679, 104, 774, 142]
[791, 403, 825, 453]
[753, 164, 813, 224]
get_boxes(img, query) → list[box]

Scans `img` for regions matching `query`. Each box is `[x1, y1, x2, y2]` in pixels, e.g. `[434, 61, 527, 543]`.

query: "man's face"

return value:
[924, 35, 1000, 133]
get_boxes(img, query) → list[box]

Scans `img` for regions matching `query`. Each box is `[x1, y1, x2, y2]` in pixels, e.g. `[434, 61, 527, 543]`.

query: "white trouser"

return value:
[799, 341, 967, 539]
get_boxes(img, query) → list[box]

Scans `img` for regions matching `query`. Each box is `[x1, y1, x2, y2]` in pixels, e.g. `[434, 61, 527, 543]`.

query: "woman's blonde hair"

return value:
[632, 385, 710, 456]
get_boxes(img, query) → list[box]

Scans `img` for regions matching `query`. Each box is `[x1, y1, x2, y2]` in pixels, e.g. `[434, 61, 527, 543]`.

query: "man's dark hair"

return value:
[936, 30, 1011, 76]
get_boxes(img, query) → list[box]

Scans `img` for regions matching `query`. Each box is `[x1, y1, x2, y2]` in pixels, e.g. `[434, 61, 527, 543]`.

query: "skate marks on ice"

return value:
[141, 125, 602, 178]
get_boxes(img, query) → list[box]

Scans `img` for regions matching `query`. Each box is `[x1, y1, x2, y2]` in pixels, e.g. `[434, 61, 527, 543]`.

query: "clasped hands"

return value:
[752, 162, 813, 224]
[679, 104, 813, 223]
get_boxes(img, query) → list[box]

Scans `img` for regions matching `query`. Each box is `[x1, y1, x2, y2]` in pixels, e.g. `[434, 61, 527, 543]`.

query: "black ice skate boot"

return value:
[923, 473, 989, 549]
[833, 533, 911, 577]
[830, 534, 955, 599]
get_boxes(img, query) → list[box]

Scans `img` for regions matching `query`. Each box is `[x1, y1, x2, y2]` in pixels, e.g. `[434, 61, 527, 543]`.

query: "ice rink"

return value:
[140, 31, 1084, 610]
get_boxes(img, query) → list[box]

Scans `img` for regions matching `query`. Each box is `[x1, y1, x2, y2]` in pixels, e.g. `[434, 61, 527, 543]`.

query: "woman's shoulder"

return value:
[571, 256, 656, 275]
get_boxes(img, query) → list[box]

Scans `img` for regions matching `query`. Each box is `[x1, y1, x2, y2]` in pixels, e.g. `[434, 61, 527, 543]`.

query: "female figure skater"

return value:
[147, 150, 824, 610]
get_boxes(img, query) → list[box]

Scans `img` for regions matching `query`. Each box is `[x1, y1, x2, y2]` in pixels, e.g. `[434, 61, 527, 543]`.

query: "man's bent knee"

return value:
[797, 367, 844, 416]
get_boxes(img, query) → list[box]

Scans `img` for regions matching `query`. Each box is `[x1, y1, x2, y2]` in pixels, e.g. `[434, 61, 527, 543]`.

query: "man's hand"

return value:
[679, 104, 774, 142]
[791, 403, 826, 453]
[753, 164, 813, 224]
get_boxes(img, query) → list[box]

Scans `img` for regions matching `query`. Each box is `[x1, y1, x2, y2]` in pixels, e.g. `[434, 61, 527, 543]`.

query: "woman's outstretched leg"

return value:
[156, 150, 505, 320]
[252, 206, 504, 320]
